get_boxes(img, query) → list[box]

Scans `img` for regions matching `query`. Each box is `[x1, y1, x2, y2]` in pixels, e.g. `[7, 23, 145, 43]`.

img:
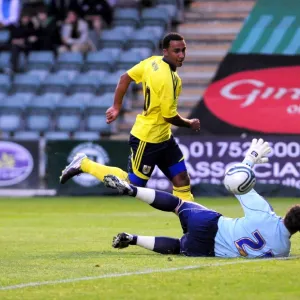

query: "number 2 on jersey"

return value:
[234, 230, 274, 257]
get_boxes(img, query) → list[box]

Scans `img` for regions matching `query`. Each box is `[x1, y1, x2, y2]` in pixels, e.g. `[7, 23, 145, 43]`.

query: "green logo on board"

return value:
[231, 0, 300, 55]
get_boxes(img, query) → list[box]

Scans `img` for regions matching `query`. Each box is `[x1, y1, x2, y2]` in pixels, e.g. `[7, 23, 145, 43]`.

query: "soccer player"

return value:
[103, 138, 300, 258]
[60, 32, 200, 201]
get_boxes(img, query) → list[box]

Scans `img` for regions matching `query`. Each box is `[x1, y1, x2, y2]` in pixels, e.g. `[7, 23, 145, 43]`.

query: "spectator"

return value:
[0, 0, 21, 27]
[9, 11, 38, 72]
[33, 7, 60, 52]
[80, 0, 113, 33]
[58, 10, 93, 53]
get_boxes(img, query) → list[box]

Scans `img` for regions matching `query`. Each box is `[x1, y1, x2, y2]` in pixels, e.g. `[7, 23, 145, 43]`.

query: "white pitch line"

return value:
[0, 256, 299, 291]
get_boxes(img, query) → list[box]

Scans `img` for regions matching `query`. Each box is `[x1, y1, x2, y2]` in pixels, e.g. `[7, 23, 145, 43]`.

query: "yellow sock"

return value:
[173, 185, 194, 201]
[81, 158, 128, 182]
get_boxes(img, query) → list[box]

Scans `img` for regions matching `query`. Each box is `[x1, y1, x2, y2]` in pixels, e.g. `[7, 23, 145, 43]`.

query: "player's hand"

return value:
[106, 106, 120, 124]
[189, 118, 200, 132]
[244, 138, 271, 166]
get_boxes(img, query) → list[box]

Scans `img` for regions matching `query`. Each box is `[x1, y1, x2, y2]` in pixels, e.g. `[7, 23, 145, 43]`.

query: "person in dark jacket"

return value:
[9, 11, 38, 72]
[34, 7, 60, 52]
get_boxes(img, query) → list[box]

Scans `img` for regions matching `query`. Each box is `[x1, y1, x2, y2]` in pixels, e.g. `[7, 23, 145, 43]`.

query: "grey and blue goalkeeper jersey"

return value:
[215, 189, 291, 258]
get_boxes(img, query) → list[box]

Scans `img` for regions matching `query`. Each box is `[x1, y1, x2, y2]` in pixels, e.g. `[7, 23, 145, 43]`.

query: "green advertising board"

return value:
[46, 140, 130, 195]
[231, 0, 300, 55]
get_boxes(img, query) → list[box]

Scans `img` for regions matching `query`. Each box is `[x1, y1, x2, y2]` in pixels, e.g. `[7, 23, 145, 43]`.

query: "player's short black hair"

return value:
[162, 32, 184, 49]
[284, 204, 300, 234]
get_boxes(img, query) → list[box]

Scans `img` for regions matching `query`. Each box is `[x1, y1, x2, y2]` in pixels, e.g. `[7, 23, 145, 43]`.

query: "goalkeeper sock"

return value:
[133, 187, 182, 212]
[134, 236, 180, 254]
[153, 237, 180, 254]
[81, 158, 128, 182]
[173, 185, 194, 201]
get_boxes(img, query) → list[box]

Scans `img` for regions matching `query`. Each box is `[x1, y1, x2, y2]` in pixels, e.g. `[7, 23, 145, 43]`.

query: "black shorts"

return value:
[127, 134, 187, 186]
[178, 201, 222, 257]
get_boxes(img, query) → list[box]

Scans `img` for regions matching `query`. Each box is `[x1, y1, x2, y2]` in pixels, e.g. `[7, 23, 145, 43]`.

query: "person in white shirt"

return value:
[58, 10, 92, 53]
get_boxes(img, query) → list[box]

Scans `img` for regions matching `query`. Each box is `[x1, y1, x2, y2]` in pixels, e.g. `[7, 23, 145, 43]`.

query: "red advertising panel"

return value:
[204, 66, 300, 133]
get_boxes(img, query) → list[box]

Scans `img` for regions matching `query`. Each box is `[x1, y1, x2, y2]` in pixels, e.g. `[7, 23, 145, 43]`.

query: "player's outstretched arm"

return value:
[164, 114, 200, 132]
[235, 138, 274, 214]
[106, 73, 133, 124]
[242, 138, 271, 168]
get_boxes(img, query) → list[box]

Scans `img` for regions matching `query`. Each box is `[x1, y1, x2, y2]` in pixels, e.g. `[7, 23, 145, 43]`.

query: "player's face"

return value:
[163, 40, 186, 68]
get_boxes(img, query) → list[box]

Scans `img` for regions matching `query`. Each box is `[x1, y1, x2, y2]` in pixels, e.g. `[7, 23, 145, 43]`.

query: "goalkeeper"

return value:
[104, 138, 300, 258]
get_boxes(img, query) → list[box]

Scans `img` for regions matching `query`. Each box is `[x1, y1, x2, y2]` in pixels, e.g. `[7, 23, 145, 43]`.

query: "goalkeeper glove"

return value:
[243, 138, 271, 168]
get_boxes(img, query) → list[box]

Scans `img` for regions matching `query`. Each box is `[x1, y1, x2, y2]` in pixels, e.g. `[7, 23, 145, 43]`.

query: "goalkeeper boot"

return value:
[103, 175, 134, 195]
[60, 153, 86, 184]
[112, 232, 134, 249]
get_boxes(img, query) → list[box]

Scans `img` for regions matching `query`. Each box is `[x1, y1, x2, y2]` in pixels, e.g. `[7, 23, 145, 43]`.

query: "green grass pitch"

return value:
[0, 196, 300, 300]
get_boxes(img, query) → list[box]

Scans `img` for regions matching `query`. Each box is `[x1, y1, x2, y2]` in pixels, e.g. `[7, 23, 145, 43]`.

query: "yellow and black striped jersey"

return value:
[127, 56, 182, 143]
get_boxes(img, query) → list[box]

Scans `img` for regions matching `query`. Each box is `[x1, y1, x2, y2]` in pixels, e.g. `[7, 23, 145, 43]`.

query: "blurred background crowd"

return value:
[0, 0, 193, 140]
[0, 0, 188, 74]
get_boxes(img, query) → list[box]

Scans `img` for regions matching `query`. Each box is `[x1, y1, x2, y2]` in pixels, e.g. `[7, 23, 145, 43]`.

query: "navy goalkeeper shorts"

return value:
[178, 201, 222, 257]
